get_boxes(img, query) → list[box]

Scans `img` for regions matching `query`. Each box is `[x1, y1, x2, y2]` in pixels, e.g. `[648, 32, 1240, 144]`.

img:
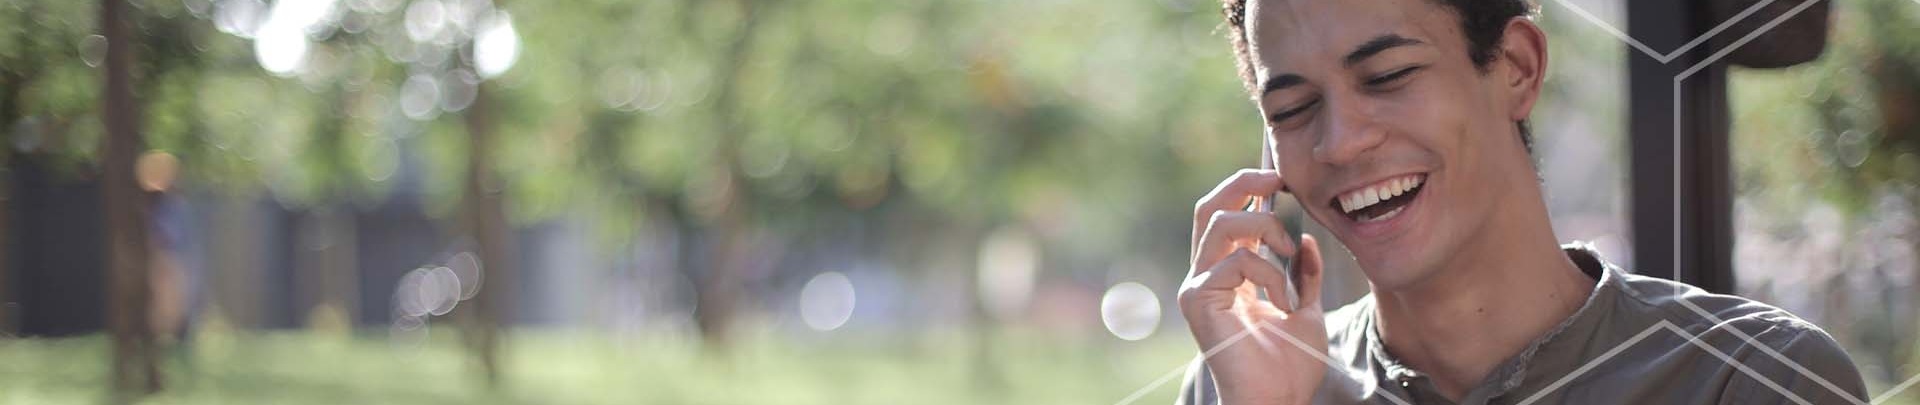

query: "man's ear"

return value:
[1496, 18, 1548, 123]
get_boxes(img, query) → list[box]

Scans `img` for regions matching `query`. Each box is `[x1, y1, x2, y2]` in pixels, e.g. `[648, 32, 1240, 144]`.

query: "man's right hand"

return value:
[1179, 169, 1329, 405]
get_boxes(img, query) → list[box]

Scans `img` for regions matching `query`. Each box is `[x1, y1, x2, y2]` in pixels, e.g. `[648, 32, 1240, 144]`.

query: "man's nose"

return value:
[1312, 96, 1387, 165]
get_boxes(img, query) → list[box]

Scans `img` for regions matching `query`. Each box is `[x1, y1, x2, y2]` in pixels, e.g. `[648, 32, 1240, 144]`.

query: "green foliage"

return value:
[0, 0, 1269, 263]
[0, 0, 98, 170]
[1731, 0, 1920, 217]
[473, 0, 1265, 257]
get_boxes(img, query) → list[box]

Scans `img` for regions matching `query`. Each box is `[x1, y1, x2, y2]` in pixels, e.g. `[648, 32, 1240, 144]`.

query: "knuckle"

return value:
[1231, 168, 1259, 180]
[1176, 278, 1207, 300]
[1232, 168, 1275, 185]
[1208, 209, 1234, 226]
[1220, 247, 1253, 264]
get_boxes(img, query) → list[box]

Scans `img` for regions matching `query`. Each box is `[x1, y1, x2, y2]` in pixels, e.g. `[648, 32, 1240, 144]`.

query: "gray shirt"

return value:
[1177, 244, 1866, 405]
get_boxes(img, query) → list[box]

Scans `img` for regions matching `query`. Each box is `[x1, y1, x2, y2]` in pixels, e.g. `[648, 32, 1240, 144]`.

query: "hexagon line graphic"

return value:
[1110, 318, 1412, 405]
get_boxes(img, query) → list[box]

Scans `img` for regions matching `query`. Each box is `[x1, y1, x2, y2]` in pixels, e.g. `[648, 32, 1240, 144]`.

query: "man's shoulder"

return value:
[1611, 270, 1829, 341]
[1565, 244, 1838, 350]
[1604, 269, 1865, 402]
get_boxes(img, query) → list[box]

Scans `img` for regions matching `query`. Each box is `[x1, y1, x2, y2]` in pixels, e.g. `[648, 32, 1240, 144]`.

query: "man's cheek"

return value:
[1383, 93, 1442, 130]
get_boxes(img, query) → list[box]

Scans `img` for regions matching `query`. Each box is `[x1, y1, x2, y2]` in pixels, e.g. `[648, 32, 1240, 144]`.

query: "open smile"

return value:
[1331, 173, 1427, 224]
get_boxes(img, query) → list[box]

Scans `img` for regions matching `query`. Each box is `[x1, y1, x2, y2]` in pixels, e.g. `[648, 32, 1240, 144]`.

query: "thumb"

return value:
[1296, 234, 1326, 311]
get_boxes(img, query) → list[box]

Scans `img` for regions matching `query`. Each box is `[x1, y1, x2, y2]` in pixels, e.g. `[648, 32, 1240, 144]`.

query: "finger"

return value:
[1194, 210, 1297, 273]
[1194, 248, 1291, 298]
[1191, 169, 1286, 253]
[1296, 234, 1327, 311]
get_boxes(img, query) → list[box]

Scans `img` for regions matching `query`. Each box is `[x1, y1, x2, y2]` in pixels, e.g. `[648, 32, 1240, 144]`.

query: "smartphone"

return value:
[1251, 137, 1302, 311]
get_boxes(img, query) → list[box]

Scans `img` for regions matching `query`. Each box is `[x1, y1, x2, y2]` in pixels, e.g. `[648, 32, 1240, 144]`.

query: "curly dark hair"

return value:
[1222, 0, 1539, 151]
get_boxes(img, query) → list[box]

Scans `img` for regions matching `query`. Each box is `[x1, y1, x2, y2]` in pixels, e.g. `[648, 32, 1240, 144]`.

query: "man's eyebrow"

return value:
[1344, 34, 1424, 67]
[1258, 34, 1424, 96]
[1259, 74, 1305, 96]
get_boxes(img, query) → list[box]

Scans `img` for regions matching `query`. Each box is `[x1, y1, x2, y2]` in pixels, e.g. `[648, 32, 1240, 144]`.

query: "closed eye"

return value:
[1269, 98, 1319, 124]
[1365, 66, 1423, 87]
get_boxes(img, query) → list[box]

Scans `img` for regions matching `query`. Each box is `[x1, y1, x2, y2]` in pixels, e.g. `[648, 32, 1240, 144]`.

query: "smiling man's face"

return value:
[1248, 0, 1541, 290]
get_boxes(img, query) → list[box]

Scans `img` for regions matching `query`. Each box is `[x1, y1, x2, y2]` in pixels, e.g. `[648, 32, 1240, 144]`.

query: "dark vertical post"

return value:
[1627, 0, 1737, 294]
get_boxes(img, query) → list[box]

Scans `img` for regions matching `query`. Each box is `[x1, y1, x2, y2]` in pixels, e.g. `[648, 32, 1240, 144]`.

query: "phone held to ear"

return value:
[1253, 137, 1303, 311]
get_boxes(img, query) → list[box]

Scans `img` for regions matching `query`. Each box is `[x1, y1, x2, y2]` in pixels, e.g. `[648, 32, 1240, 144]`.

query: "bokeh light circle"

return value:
[799, 272, 856, 331]
[1100, 282, 1161, 341]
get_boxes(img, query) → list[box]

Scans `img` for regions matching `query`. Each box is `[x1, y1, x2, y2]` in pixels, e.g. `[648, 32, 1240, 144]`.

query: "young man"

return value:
[1175, 0, 1866, 404]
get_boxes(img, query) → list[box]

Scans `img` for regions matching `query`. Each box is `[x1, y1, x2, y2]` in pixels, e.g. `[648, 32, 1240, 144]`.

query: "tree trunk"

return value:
[690, 0, 765, 351]
[460, 79, 510, 387]
[0, 0, 30, 339]
[99, 0, 160, 398]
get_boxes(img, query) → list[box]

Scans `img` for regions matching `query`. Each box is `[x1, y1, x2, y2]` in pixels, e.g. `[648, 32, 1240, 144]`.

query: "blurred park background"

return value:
[0, 0, 1918, 403]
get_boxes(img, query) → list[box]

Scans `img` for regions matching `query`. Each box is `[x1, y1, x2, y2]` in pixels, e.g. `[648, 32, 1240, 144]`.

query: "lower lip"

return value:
[1345, 183, 1426, 241]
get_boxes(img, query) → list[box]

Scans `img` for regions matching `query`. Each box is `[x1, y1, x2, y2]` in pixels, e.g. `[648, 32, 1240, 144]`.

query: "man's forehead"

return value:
[1245, 0, 1452, 68]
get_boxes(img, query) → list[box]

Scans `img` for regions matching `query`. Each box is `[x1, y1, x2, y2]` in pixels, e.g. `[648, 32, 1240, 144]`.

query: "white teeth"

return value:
[1338, 174, 1425, 215]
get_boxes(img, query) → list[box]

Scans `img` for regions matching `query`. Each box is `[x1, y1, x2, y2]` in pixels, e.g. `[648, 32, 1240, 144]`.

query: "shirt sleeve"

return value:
[1719, 322, 1868, 405]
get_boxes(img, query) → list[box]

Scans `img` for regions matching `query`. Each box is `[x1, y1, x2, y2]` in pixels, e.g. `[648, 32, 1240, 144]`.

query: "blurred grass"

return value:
[0, 326, 1200, 405]
[11, 325, 1916, 405]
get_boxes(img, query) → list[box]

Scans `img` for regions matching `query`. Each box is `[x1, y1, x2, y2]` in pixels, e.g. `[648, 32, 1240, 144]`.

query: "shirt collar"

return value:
[1359, 242, 1623, 401]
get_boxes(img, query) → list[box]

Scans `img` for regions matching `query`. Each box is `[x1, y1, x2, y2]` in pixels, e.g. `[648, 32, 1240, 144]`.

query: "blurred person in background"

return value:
[138, 151, 197, 345]
[1174, 0, 1865, 404]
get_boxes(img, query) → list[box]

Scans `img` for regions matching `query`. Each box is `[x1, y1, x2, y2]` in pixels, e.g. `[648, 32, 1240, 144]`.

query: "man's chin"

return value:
[1354, 254, 1445, 293]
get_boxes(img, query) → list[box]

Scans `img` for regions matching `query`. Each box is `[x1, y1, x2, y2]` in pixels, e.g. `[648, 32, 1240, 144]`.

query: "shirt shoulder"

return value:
[1607, 270, 1866, 404]
[1611, 270, 1836, 350]
[1720, 322, 1866, 404]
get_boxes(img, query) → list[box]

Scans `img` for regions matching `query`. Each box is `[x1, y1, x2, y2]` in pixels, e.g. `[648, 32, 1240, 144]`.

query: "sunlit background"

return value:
[0, 0, 1917, 403]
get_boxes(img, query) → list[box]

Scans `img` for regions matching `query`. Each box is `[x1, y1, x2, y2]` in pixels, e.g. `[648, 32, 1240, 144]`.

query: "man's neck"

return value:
[1370, 190, 1595, 401]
